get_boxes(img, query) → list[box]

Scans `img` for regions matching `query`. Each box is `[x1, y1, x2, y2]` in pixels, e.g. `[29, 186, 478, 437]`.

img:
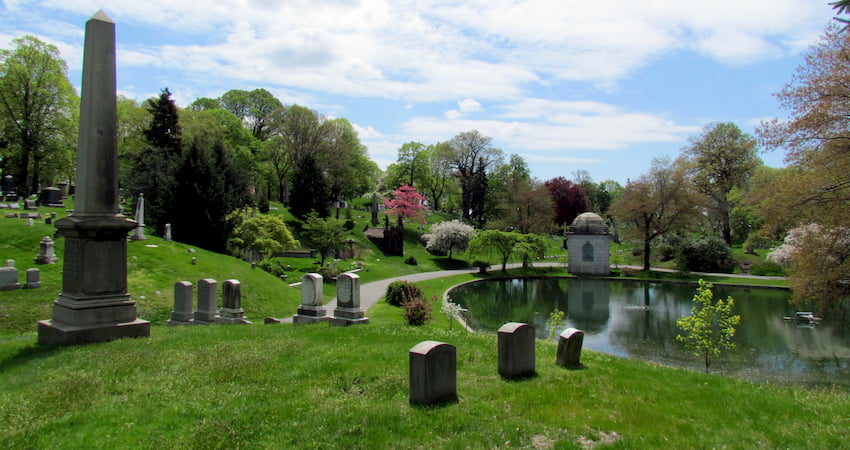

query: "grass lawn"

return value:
[2, 199, 836, 448]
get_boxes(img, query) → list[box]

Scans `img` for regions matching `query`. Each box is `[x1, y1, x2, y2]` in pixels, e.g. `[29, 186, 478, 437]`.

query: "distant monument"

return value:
[566, 212, 611, 275]
[130, 193, 146, 240]
[38, 10, 150, 345]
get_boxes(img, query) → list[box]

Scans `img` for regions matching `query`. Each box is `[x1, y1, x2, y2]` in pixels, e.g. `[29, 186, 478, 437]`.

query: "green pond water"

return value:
[449, 278, 850, 387]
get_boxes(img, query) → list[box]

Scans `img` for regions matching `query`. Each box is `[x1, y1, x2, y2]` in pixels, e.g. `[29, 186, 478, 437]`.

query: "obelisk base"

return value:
[38, 318, 150, 346]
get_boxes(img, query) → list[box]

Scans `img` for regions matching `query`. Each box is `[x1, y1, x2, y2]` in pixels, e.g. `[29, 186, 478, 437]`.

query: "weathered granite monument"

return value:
[293, 273, 328, 324]
[497, 322, 536, 379]
[130, 193, 146, 241]
[556, 328, 585, 369]
[409, 340, 458, 406]
[331, 272, 369, 326]
[168, 281, 194, 325]
[216, 279, 251, 324]
[38, 11, 150, 345]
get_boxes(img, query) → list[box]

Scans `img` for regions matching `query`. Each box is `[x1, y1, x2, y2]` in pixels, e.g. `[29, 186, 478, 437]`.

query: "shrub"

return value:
[317, 264, 341, 281]
[404, 256, 418, 265]
[256, 258, 290, 279]
[673, 235, 735, 273]
[385, 280, 424, 307]
[402, 295, 433, 326]
[472, 260, 491, 274]
[749, 261, 786, 277]
[343, 208, 356, 231]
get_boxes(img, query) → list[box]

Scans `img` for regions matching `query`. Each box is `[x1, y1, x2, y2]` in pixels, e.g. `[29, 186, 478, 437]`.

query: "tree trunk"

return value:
[643, 230, 652, 271]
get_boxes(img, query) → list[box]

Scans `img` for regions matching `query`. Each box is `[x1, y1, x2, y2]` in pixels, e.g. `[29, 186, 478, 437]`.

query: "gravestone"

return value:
[26, 218, 33, 227]
[23, 199, 37, 210]
[40, 187, 63, 207]
[216, 279, 251, 324]
[38, 10, 150, 345]
[164, 223, 172, 241]
[34, 236, 59, 264]
[409, 340, 457, 406]
[130, 193, 146, 240]
[57, 181, 68, 199]
[24, 268, 41, 289]
[2, 175, 14, 196]
[8, 203, 19, 210]
[292, 273, 328, 324]
[556, 328, 585, 369]
[167, 281, 193, 325]
[6, 259, 15, 267]
[193, 278, 218, 324]
[497, 322, 536, 379]
[331, 272, 369, 326]
[0, 266, 20, 291]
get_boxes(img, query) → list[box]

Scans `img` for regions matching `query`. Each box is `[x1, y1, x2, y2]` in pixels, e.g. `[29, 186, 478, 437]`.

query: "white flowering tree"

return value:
[768, 223, 850, 317]
[426, 220, 476, 260]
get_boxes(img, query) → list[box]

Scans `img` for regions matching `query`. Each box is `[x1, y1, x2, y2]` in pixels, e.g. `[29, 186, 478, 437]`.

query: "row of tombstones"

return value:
[0, 260, 41, 290]
[410, 323, 585, 406]
[167, 272, 368, 326]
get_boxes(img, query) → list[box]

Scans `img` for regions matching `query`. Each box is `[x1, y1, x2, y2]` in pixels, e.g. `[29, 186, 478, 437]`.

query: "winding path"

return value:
[323, 263, 786, 314]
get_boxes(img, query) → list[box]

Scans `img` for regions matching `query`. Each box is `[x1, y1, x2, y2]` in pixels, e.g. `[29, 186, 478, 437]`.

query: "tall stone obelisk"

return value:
[38, 10, 150, 345]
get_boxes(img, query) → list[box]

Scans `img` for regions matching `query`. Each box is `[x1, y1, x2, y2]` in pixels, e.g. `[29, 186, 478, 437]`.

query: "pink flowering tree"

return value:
[383, 185, 429, 230]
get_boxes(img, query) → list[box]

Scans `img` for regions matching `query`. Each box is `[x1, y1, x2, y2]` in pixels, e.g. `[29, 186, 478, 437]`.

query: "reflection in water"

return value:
[450, 278, 850, 387]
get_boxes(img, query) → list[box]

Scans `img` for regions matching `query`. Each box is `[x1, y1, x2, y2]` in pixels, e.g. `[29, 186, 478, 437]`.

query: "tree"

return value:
[387, 141, 428, 188]
[514, 233, 546, 268]
[289, 154, 328, 219]
[420, 142, 455, 211]
[492, 177, 554, 234]
[608, 157, 702, 271]
[545, 177, 590, 227]
[448, 130, 504, 225]
[426, 219, 476, 259]
[302, 212, 347, 266]
[227, 213, 299, 260]
[676, 280, 741, 372]
[681, 122, 760, 245]
[383, 184, 429, 229]
[756, 24, 850, 316]
[0, 35, 77, 194]
[468, 230, 519, 274]
[768, 224, 850, 318]
[144, 88, 182, 152]
[833, 0, 850, 30]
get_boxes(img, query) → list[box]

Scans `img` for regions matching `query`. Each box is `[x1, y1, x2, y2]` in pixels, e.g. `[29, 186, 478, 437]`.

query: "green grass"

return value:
[1, 323, 847, 448]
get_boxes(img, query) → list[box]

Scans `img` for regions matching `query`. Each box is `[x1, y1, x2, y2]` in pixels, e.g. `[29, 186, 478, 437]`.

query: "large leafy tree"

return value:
[220, 88, 282, 141]
[383, 184, 429, 230]
[227, 213, 299, 260]
[448, 130, 504, 225]
[492, 176, 554, 234]
[0, 35, 78, 194]
[544, 177, 589, 227]
[609, 157, 702, 271]
[468, 230, 520, 274]
[756, 24, 850, 317]
[426, 219, 476, 259]
[420, 142, 456, 211]
[302, 212, 347, 266]
[681, 122, 760, 245]
[386, 141, 428, 189]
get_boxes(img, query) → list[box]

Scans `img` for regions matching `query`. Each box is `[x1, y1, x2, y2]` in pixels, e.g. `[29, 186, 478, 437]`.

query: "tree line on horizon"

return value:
[1, 16, 849, 318]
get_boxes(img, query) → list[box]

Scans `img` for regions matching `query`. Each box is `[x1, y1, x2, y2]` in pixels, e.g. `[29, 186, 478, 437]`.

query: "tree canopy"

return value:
[0, 35, 77, 194]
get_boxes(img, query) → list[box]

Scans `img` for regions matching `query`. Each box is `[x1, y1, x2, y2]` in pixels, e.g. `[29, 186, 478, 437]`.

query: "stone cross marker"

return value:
[409, 341, 458, 406]
[293, 273, 328, 324]
[37, 10, 150, 345]
[497, 322, 536, 379]
[331, 272, 369, 326]
[168, 281, 193, 325]
[556, 328, 585, 369]
[194, 278, 218, 324]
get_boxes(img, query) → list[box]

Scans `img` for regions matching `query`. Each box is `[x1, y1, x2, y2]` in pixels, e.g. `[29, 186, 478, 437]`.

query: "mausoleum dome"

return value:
[569, 212, 609, 234]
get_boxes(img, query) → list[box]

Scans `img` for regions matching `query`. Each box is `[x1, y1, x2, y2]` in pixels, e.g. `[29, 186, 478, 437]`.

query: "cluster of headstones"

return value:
[3, 212, 59, 227]
[167, 279, 251, 325]
[291, 272, 369, 326]
[0, 260, 41, 290]
[409, 323, 584, 406]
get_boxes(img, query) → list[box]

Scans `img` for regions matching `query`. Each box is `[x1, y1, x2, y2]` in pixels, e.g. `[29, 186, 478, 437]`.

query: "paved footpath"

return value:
[323, 263, 785, 314]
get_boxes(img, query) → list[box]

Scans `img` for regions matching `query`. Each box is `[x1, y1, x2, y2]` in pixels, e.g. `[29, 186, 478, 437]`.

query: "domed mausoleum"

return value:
[566, 212, 610, 275]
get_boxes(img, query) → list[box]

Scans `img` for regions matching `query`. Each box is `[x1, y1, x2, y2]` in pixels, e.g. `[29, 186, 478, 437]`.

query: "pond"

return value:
[449, 278, 850, 387]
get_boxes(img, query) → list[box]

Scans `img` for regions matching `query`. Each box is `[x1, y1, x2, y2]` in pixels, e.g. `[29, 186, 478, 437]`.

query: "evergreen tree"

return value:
[144, 88, 181, 152]
[289, 155, 328, 219]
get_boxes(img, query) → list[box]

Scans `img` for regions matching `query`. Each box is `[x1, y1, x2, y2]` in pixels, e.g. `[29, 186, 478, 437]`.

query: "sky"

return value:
[0, 1, 838, 185]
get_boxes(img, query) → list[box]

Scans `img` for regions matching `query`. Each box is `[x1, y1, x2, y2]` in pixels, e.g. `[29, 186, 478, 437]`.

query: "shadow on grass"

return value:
[431, 257, 471, 270]
[0, 342, 64, 372]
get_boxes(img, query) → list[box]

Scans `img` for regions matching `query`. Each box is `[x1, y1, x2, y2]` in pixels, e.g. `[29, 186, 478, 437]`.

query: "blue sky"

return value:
[0, 0, 837, 184]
